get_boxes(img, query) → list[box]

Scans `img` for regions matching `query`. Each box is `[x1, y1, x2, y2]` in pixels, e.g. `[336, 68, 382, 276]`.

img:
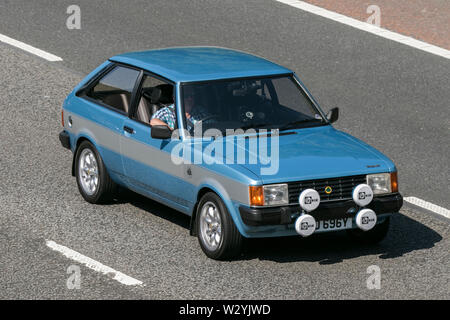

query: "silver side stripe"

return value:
[67, 112, 251, 205]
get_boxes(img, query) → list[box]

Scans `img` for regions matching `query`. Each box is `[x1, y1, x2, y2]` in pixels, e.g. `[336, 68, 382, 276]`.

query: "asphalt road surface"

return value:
[0, 0, 449, 299]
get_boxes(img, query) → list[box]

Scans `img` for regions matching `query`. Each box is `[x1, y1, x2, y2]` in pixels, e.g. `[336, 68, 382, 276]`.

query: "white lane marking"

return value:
[0, 33, 63, 62]
[275, 0, 450, 59]
[45, 240, 144, 286]
[404, 197, 450, 219]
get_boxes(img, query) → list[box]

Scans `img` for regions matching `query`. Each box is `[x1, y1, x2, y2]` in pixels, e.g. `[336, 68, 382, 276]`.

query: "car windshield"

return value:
[181, 75, 326, 136]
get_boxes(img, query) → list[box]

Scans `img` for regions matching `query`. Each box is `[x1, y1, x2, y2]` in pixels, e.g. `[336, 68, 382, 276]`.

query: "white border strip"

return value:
[275, 0, 450, 59]
[46, 240, 144, 286]
[0, 33, 63, 62]
[404, 197, 450, 219]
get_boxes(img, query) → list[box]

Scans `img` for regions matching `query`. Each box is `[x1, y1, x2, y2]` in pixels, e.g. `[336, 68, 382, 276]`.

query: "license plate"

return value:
[315, 217, 352, 232]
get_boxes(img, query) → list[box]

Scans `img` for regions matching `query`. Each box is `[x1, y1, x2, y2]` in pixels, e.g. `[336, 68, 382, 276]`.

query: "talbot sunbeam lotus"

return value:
[59, 47, 403, 260]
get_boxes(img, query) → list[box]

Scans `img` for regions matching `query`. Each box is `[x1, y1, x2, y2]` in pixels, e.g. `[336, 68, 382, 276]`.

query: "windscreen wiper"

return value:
[278, 118, 325, 131]
[237, 122, 274, 131]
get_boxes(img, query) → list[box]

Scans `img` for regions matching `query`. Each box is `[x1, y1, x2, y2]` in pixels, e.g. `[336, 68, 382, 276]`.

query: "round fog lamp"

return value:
[298, 188, 320, 212]
[295, 214, 316, 237]
[355, 208, 377, 231]
[352, 184, 374, 207]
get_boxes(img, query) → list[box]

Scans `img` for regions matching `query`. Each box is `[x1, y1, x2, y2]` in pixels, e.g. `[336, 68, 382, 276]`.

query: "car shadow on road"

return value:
[241, 213, 443, 264]
[111, 188, 192, 230]
[112, 190, 443, 265]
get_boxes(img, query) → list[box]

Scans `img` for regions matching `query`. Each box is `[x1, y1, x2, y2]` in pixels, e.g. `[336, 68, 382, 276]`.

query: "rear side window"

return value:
[87, 65, 140, 113]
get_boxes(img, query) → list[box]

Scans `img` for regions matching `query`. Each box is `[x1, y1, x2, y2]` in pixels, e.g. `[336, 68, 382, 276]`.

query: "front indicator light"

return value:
[249, 186, 264, 206]
[391, 171, 398, 193]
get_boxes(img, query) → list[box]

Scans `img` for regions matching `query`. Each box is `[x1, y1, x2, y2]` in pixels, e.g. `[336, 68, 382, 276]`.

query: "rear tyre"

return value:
[347, 216, 390, 244]
[196, 192, 243, 260]
[75, 140, 116, 204]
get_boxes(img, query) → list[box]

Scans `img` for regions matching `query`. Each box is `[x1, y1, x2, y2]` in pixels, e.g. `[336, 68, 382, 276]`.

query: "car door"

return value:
[78, 64, 141, 179]
[120, 74, 193, 213]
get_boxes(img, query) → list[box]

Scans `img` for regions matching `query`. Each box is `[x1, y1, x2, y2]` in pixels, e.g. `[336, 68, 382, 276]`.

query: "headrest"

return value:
[155, 84, 173, 104]
[142, 87, 153, 100]
[150, 87, 162, 104]
[227, 80, 261, 96]
[142, 85, 173, 104]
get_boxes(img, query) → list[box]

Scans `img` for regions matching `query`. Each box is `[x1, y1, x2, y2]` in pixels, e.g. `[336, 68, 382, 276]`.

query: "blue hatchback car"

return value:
[59, 47, 402, 259]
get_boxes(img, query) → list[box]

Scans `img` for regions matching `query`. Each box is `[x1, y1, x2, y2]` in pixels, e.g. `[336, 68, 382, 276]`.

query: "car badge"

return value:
[325, 186, 332, 194]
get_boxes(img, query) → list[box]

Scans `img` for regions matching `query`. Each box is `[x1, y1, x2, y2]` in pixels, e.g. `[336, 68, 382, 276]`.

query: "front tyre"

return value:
[196, 192, 243, 260]
[75, 141, 116, 204]
[347, 216, 390, 244]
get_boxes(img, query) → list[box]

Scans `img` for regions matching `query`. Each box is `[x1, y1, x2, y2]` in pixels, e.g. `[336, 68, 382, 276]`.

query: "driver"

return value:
[150, 86, 210, 132]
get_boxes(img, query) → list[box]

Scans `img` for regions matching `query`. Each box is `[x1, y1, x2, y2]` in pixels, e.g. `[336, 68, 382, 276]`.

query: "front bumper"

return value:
[59, 130, 71, 149]
[239, 193, 403, 226]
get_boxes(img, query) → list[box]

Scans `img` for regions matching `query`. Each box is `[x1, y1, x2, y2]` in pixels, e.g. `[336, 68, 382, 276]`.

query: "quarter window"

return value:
[87, 65, 140, 113]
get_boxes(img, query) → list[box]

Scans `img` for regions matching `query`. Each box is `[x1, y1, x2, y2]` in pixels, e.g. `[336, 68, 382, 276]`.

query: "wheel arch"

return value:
[189, 181, 245, 237]
[190, 187, 214, 236]
[71, 135, 98, 176]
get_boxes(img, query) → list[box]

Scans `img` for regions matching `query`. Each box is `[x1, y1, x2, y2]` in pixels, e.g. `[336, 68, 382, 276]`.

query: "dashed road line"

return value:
[0, 33, 63, 62]
[404, 197, 450, 220]
[275, 0, 450, 59]
[45, 240, 144, 286]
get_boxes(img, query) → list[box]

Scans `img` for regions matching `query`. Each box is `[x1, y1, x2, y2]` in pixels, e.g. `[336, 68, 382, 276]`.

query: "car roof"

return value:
[109, 47, 292, 83]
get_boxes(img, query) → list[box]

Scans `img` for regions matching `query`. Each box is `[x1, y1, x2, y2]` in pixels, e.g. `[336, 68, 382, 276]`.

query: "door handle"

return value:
[123, 126, 135, 134]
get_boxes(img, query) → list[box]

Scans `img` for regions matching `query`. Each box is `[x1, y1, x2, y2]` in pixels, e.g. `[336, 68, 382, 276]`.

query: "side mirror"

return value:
[326, 107, 339, 124]
[151, 125, 172, 139]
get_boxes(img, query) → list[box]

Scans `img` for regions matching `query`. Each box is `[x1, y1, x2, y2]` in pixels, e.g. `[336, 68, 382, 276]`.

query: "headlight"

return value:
[264, 184, 288, 205]
[249, 184, 288, 206]
[366, 173, 394, 195]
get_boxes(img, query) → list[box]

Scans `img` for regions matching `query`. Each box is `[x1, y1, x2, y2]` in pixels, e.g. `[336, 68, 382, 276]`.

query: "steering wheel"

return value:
[187, 114, 221, 134]
[194, 114, 221, 124]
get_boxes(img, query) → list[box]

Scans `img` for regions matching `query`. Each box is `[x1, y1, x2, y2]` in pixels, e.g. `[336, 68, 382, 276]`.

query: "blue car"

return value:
[59, 47, 402, 259]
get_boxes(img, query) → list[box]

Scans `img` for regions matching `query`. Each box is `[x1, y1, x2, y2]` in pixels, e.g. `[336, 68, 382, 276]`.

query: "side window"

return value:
[270, 77, 316, 116]
[134, 74, 174, 125]
[87, 65, 140, 113]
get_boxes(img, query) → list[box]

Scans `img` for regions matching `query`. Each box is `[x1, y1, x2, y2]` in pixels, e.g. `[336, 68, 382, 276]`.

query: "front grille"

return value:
[288, 175, 367, 203]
